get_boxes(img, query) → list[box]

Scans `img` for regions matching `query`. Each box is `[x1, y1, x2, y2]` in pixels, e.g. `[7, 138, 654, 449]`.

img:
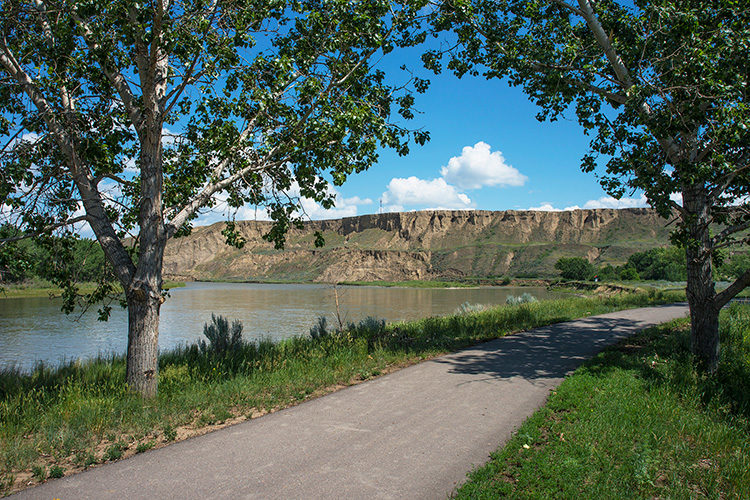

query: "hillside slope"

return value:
[163, 208, 672, 282]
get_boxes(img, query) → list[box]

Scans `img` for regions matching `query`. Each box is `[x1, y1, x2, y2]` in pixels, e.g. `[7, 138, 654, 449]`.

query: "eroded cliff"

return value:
[163, 208, 671, 282]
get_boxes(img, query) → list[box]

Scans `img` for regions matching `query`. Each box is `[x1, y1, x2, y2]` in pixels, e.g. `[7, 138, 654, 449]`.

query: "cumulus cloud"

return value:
[582, 194, 649, 209]
[440, 141, 527, 190]
[381, 176, 473, 211]
[528, 194, 653, 212]
[528, 202, 561, 212]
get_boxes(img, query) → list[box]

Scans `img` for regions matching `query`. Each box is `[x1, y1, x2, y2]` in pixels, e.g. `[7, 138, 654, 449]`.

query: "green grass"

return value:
[455, 304, 750, 499]
[0, 290, 683, 494]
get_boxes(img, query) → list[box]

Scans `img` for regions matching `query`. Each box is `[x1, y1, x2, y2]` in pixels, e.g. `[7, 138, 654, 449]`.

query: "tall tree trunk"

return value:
[126, 290, 161, 397]
[126, 126, 166, 397]
[683, 184, 720, 372]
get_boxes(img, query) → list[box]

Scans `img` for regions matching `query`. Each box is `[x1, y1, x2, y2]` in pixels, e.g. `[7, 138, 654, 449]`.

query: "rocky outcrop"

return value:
[163, 208, 671, 282]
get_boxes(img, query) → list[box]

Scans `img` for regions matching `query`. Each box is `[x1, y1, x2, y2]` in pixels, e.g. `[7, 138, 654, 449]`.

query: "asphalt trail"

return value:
[15, 303, 688, 500]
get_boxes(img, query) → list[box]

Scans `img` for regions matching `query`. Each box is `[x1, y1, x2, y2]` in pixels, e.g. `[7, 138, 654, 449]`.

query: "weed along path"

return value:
[14, 304, 688, 500]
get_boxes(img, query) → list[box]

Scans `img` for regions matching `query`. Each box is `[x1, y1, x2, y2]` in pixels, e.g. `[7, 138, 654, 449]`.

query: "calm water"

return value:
[0, 282, 564, 371]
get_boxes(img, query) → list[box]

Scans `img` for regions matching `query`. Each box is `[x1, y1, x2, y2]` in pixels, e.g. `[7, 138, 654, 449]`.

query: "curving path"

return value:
[15, 303, 688, 500]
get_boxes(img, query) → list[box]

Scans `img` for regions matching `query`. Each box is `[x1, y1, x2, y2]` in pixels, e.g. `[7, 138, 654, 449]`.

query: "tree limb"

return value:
[714, 269, 750, 309]
[713, 220, 750, 247]
[0, 215, 89, 244]
[71, 11, 144, 130]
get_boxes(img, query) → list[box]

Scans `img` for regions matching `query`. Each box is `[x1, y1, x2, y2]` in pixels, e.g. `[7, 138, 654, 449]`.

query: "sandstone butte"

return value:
[163, 208, 672, 283]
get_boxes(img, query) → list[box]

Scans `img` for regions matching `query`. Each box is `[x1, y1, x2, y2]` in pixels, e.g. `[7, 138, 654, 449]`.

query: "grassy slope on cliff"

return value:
[455, 305, 750, 499]
[0, 290, 680, 494]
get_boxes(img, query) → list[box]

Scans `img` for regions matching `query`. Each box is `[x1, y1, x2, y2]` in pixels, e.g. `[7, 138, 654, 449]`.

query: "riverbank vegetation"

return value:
[0, 290, 681, 494]
[556, 247, 749, 283]
[455, 305, 750, 498]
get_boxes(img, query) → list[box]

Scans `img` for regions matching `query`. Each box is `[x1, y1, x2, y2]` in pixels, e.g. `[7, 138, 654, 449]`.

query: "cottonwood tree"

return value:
[0, 0, 427, 396]
[426, 0, 750, 371]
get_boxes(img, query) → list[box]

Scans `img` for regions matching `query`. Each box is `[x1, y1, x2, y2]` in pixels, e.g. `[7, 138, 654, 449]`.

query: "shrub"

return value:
[554, 257, 595, 280]
[627, 246, 686, 281]
[596, 264, 618, 281]
[31, 465, 46, 481]
[455, 302, 488, 314]
[619, 266, 641, 281]
[103, 442, 126, 461]
[506, 293, 538, 306]
[355, 316, 386, 335]
[199, 314, 244, 355]
[309, 316, 329, 340]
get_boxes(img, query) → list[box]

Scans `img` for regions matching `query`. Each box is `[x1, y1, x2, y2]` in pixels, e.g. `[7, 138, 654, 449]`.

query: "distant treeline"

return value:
[556, 246, 750, 282]
[0, 225, 109, 284]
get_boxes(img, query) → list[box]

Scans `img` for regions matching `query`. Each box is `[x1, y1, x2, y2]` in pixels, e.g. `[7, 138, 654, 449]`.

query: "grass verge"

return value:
[455, 304, 750, 499]
[0, 289, 682, 494]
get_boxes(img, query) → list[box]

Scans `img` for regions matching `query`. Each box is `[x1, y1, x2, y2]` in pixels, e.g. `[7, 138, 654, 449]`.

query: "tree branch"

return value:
[577, 0, 633, 88]
[0, 215, 89, 244]
[713, 220, 750, 247]
[714, 269, 750, 309]
[71, 11, 144, 130]
[0, 36, 136, 288]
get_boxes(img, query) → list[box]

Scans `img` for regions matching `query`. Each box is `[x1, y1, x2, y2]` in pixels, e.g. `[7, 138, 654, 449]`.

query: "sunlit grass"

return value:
[455, 304, 750, 499]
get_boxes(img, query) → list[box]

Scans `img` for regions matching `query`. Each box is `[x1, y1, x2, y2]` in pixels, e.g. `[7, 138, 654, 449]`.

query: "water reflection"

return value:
[0, 282, 563, 371]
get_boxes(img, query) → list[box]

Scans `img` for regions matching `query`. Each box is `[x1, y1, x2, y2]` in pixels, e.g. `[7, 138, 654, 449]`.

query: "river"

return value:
[0, 282, 564, 371]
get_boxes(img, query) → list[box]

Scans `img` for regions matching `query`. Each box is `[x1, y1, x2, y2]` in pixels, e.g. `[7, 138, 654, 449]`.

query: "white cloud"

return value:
[670, 192, 683, 205]
[381, 176, 474, 211]
[528, 202, 581, 211]
[440, 141, 527, 190]
[528, 202, 560, 212]
[582, 194, 649, 209]
[529, 194, 652, 212]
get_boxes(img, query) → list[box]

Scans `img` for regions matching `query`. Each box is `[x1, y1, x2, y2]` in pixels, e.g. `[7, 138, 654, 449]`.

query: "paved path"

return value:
[16, 304, 688, 500]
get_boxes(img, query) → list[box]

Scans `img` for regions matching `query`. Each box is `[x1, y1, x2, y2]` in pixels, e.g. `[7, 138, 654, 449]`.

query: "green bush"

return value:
[309, 316, 329, 339]
[554, 257, 595, 280]
[720, 252, 750, 280]
[619, 266, 641, 281]
[627, 246, 686, 281]
[198, 314, 244, 355]
[505, 293, 538, 306]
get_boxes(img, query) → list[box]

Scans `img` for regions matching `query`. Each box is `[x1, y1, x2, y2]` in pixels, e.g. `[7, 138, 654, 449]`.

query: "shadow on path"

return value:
[434, 316, 646, 382]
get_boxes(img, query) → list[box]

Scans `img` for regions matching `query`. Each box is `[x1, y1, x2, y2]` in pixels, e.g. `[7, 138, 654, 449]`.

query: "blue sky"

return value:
[198, 53, 651, 226]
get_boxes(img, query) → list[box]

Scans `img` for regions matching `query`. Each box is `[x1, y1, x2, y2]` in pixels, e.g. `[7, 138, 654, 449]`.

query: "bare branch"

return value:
[94, 172, 133, 187]
[709, 163, 750, 201]
[0, 215, 89, 244]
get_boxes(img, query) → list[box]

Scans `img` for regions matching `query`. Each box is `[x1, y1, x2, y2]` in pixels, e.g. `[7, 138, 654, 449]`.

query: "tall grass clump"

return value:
[505, 293, 538, 306]
[0, 289, 684, 494]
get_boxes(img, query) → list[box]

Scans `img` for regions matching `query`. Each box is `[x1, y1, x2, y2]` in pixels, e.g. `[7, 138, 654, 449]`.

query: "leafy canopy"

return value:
[427, 0, 750, 238]
[0, 0, 429, 297]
